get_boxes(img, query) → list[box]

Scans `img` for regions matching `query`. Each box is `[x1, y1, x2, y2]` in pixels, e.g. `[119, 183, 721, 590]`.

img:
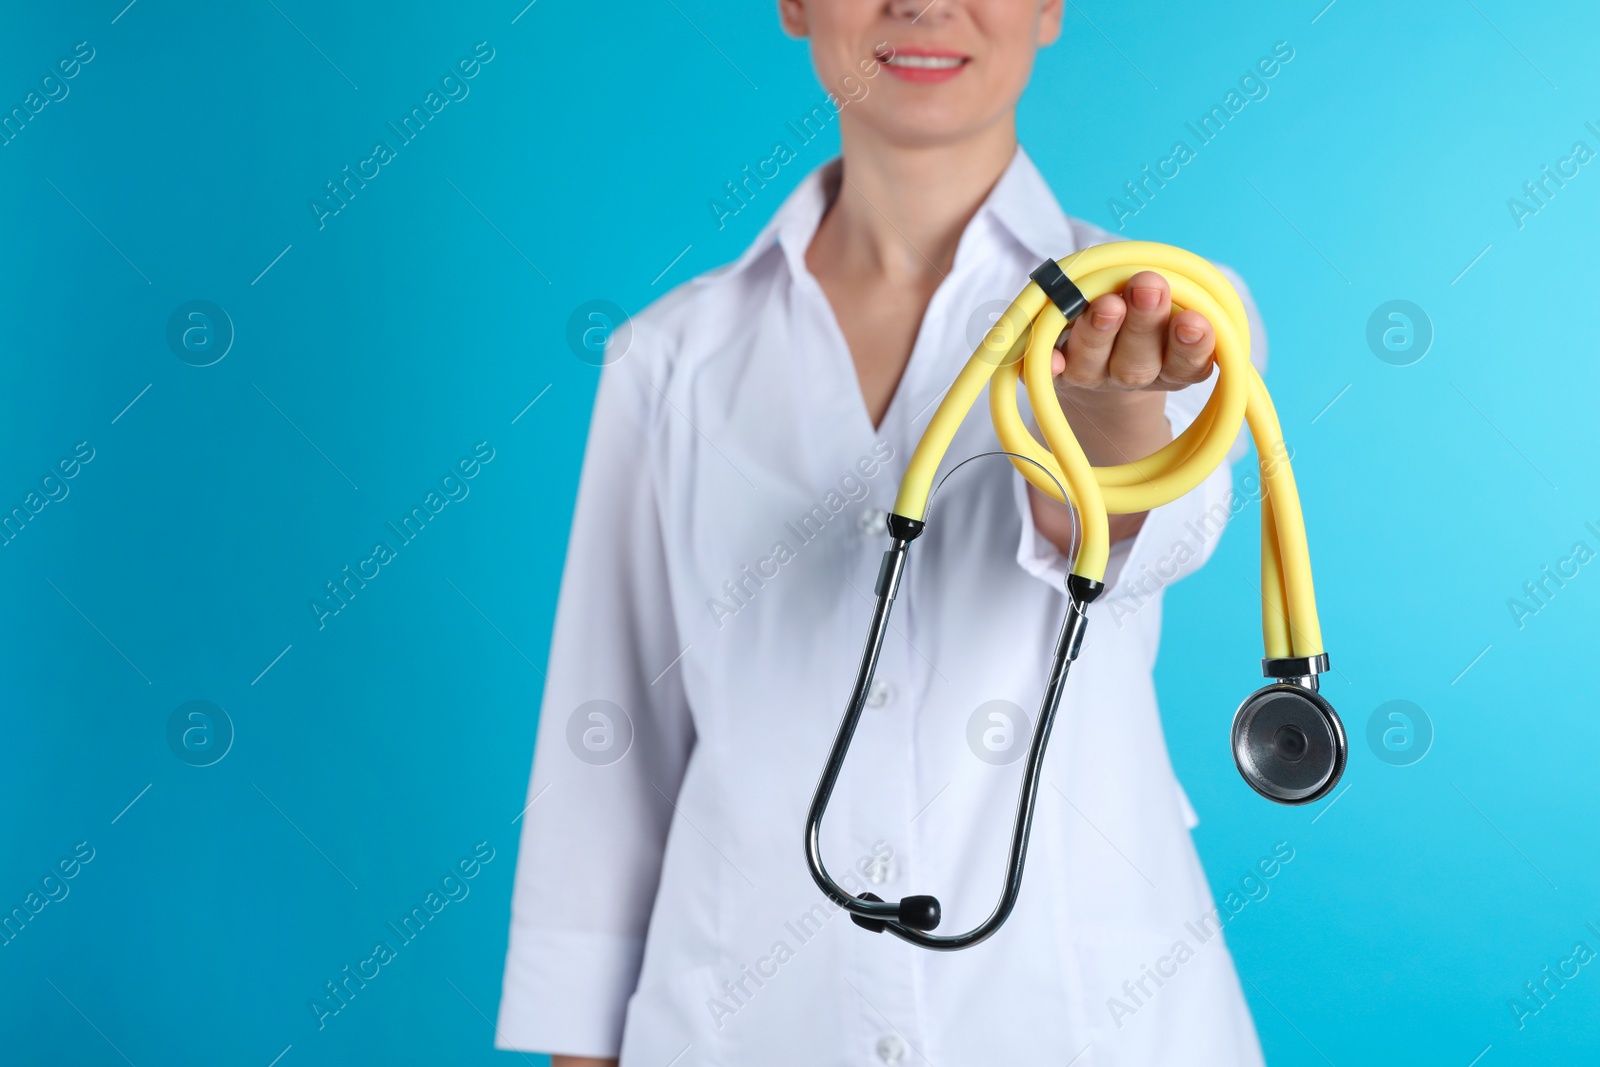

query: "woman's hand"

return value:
[1050, 269, 1218, 402]
[1028, 270, 1216, 553]
[551, 1057, 617, 1067]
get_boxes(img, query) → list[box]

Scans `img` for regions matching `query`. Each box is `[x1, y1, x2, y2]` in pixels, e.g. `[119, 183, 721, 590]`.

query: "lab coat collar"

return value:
[982, 146, 1082, 266]
[702, 145, 1081, 288]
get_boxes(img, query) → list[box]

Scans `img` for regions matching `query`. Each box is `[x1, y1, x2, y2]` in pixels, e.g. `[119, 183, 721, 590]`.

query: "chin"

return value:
[848, 71, 1025, 149]
[864, 107, 1007, 150]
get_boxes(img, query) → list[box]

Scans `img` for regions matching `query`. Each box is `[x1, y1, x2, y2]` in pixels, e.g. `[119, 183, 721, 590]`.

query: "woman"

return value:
[497, 0, 1270, 1063]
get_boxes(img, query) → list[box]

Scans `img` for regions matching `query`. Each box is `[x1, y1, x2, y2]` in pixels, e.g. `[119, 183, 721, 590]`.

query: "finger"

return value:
[1106, 270, 1170, 389]
[1057, 292, 1126, 388]
[1159, 309, 1216, 388]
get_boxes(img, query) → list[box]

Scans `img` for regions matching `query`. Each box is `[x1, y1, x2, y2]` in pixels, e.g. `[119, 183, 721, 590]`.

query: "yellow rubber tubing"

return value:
[889, 240, 1321, 659]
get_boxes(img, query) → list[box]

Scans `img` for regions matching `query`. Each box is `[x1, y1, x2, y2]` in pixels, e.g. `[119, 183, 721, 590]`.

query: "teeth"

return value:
[886, 54, 963, 69]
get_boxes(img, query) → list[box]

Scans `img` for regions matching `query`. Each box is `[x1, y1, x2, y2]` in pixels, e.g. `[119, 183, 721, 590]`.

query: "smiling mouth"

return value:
[875, 47, 970, 82]
[881, 53, 966, 70]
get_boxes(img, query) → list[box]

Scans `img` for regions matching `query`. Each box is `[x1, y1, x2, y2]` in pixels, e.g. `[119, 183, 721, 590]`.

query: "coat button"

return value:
[865, 679, 894, 708]
[876, 1035, 907, 1064]
[858, 507, 888, 535]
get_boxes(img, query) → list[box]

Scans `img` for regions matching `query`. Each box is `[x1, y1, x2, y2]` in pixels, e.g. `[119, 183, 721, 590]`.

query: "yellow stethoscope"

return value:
[805, 240, 1345, 949]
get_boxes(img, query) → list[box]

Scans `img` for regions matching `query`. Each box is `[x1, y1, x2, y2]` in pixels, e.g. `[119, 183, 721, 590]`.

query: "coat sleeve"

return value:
[1013, 261, 1270, 608]
[495, 332, 695, 1057]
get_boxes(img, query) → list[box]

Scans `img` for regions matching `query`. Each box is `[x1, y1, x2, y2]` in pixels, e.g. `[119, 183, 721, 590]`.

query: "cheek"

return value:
[806, 7, 878, 85]
[965, 44, 1037, 116]
[975, 3, 1048, 64]
[811, 46, 858, 99]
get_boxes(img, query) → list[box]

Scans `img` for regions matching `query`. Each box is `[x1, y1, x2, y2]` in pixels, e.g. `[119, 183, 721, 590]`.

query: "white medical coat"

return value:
[496, 146, 1269, 1066]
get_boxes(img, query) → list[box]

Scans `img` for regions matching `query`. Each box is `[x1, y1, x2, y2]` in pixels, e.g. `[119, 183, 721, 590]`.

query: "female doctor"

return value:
[497, 0, 1271, 1063]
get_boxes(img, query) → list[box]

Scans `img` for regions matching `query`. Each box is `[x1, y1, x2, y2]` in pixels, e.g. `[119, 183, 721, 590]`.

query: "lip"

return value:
[876, 44, 970, 84]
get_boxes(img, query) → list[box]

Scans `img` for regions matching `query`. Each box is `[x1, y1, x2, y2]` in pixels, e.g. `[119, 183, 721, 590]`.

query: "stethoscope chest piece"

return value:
[1230, 674, 1346, 805]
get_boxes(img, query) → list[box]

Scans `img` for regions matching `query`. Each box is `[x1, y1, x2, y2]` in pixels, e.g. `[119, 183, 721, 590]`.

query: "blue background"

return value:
[2, 0, 1596, 1063]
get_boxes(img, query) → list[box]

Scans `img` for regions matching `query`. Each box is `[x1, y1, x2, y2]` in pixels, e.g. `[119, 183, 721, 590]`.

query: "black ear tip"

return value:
[898, 895, 941, 931]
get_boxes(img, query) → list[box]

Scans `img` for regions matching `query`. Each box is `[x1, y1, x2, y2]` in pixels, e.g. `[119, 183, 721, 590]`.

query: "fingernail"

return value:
[1176, 324, 1204, 344]
[1091, 309, 1120, 330]
[1130, 286, 1161, 310]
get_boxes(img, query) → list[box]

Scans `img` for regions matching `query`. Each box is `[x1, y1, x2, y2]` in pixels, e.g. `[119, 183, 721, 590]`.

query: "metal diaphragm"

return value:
[1230, 684, 1347, 804]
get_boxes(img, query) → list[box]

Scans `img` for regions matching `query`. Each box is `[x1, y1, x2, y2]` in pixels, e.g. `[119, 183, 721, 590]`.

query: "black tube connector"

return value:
[886, 513, 926, 541]
[1067, 574, 1106, 605]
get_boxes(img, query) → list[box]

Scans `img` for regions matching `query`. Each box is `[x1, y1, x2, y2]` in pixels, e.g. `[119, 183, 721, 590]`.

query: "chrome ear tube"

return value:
[802, 511, 1105, 950]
